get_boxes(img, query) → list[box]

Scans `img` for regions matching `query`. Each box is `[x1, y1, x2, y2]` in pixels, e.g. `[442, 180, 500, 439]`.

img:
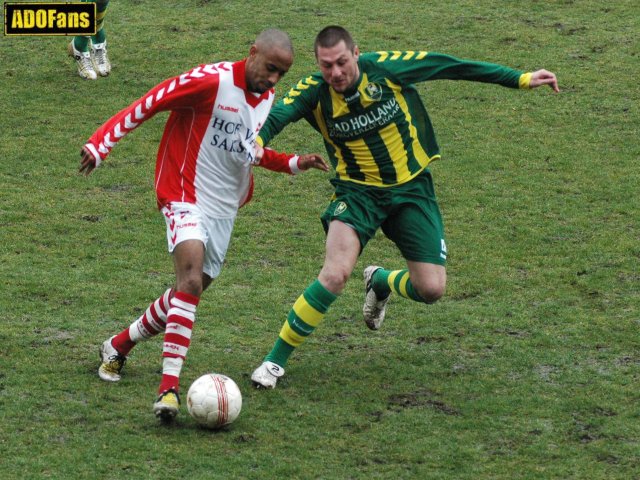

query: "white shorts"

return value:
[161, 202, 236, 279]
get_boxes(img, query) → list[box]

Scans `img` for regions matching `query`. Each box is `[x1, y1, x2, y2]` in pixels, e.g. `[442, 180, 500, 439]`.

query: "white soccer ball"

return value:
[186, 373, 242, 429]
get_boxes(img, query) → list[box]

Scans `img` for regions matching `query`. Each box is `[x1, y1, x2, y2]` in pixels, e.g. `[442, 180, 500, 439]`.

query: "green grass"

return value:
[1, 0, 639, 478]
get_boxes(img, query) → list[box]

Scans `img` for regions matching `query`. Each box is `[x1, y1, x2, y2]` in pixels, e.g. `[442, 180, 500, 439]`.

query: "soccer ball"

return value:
[186, 373, 242, 429]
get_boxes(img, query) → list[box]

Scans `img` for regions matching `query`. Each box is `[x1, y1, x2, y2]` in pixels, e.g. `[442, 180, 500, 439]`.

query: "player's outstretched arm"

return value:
[254, 143, 329, 174]
[79, 146, 97, 176]
[529, 69, 559, 92]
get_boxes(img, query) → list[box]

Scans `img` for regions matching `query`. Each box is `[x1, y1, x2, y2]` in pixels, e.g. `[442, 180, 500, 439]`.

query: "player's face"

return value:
[316, 41, 360, 93]
[246, 45, 293, 94]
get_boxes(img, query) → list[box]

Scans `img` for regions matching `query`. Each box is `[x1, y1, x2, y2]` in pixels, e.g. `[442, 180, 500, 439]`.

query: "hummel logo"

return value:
[217, 104, 239, 113]
[344, 91, 360, 104]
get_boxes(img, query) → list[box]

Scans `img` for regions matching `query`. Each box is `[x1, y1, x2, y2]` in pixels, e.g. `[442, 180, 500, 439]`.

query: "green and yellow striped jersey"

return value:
[259, 51, 528, 187]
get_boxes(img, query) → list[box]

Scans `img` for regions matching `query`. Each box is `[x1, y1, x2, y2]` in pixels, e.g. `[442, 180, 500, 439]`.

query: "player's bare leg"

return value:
[406, 261, 446, 303]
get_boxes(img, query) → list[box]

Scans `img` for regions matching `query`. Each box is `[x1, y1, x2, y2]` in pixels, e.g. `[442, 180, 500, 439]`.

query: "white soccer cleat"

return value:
[363, 265, 391, 330]
[251, 361, 284, 389]
[90, 41, 111, 77]
[68, 40, 97, 80]
[98, 335, 127, 382]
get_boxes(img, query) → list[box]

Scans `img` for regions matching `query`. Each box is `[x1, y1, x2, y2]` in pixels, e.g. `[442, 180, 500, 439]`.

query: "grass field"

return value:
[1, 0, 638, 478]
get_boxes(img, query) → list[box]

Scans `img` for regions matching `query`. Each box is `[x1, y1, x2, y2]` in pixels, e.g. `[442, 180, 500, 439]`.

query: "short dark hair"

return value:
[255, 28, 293, 55]
[314, 26, 355, 57]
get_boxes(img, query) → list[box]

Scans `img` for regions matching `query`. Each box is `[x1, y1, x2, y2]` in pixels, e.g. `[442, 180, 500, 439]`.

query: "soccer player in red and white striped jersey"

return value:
[81, 29, 328, 421]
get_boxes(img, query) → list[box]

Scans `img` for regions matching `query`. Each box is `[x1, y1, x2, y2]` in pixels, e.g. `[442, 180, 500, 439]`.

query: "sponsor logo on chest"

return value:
[207, 83, 270, 163]
[209, 115, 255, 155]
[328, 97, 401, 140]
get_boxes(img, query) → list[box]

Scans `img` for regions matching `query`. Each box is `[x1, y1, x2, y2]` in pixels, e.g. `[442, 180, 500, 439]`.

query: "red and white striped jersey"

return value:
[84, 59, 301, 218]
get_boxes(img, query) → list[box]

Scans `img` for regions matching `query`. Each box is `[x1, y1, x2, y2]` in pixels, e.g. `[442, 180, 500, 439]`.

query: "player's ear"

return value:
[353, 45, 360, 59]
[248, 44, 258, 58]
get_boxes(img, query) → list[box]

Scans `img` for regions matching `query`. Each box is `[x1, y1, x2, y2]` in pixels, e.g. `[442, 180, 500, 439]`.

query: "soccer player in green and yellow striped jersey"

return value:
[251, 26, 559, 389]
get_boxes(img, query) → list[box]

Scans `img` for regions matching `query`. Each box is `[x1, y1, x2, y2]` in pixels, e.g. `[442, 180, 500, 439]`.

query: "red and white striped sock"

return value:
[110, 288, 173, 356]
[158, 291, 199, 394]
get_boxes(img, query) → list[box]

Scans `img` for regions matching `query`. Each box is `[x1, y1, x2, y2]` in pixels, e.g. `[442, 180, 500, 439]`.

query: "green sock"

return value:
[265, 279, 337, 367]
[74, 0, 109, 50]
[89, 0, 109, 44]
[92, 28, 106, 44]
[73, 36, 90, 52]
[371, 268, 392, 298]
[264, 338, 295, 368]
[373, 268, 425, 302]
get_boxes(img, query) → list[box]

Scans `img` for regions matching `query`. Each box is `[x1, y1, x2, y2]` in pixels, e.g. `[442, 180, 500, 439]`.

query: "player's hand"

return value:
[253, 143, 265, 164]
[529, 69, 560, 93]
[79, 146, 98, 176]
[298, 153, 329, 172]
